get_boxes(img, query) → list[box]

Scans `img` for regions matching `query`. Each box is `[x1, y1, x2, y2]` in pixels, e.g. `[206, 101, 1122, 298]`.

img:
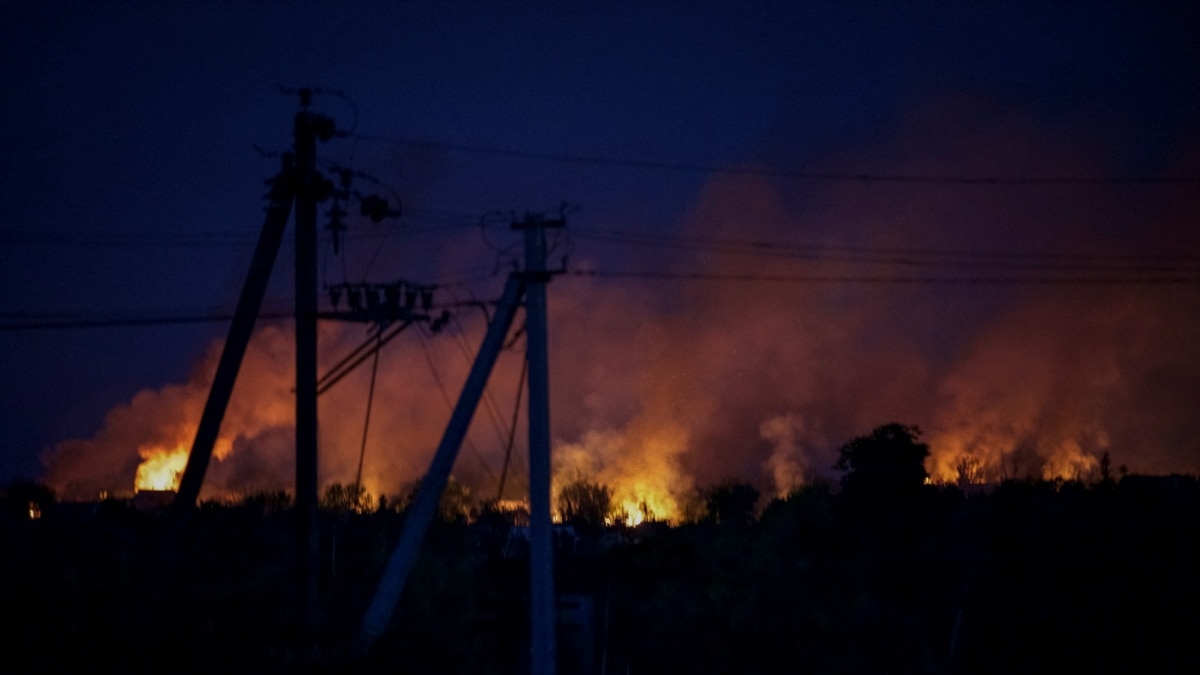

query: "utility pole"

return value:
[359, 274, 526, 647]
[358, 211, 566, 670]
[172, 153, 295, 515]
[293, 90, 330, 630]
[514, 212, 563, 675]
[171, 90, 335, 631]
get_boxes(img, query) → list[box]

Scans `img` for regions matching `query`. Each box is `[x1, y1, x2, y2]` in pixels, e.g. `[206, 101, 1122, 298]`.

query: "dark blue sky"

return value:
[2, 2, 1198, 493]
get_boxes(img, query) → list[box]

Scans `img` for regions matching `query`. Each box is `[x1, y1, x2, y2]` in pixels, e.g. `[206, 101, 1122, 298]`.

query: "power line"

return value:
[413, 326, 499, 485]
[0, 219, 471, 250]
[572, 226, 1200, 265]
[0, 310, 295, 331]
[565, 269, 1200, 285]
[496, 354, 528, 502]
[574, 231, 1200, 274]
[446, 313, 529, 493]
[350, 133, 1200, 186]
[353, 333, 383, 493]
[7, 265, 1195, 333]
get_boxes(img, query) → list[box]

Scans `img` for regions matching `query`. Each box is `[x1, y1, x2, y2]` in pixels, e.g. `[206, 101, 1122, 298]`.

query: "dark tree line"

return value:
[2, 424, 1197, 674]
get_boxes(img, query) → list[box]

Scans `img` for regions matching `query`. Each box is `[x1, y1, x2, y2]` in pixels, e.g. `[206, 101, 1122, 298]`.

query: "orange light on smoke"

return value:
[134, 445, 188, 492]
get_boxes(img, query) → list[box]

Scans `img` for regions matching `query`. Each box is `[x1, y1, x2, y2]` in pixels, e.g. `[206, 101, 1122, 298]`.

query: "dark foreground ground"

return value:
[2, 476, 1198, 674]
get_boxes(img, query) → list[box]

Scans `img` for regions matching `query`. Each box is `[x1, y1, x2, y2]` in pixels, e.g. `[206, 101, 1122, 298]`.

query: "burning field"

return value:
[40, 101, 1200, 516]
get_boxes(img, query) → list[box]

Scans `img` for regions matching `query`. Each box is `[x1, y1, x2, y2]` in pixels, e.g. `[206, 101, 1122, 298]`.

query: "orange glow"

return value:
[612, 481, 677, 525]
[134, 444, 188, 492]
[555, 425, 690, 525]
[926, 425, 1107, 485]
[132, 423, 233, 494]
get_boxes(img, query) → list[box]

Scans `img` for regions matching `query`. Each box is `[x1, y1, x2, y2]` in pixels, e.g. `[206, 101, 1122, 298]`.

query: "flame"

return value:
[609, 471, 680, 525]
[134, 444, 188, 492]
[554, 426, 690, 525]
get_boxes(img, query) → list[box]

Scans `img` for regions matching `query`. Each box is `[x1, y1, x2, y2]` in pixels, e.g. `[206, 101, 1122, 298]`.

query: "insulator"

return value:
[365, 287, 381, 310]
[328, 286, 343, 308]
[360, 195, 389, 223]
[314, 115, 336, 142]
[348, 286, 363, 312]
[384, 285, 401, 311]
[404, 287, 418, 310]
[431, 310, 451, 333]
[420, 287, 433, 311]
[325, 202, 347, 254]
[313, 176, 334, 202]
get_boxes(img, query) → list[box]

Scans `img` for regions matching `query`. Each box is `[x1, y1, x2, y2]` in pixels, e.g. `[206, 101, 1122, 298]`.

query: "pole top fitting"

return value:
[510, 213, 566, 230]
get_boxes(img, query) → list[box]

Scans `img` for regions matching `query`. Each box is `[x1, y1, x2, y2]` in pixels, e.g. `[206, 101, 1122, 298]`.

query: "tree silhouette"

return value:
[556, 478, 614, 529]
[702, 481, 761, 526]
[834, 423, 929, 496]
[399, 477, 474, 523]
[321, 482, 371, 513]
[1, 479, 55, 518]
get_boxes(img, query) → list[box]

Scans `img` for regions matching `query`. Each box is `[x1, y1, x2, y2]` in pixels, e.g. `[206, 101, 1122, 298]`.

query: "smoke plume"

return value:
[43, 98, 1200, 515]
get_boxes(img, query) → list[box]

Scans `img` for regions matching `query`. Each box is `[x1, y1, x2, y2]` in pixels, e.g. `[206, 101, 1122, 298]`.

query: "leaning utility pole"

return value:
[170, 89, 336, 631]
[358, 274, 526, 645]
[172, 153, 295, 513]
[358, 212, 564, 675]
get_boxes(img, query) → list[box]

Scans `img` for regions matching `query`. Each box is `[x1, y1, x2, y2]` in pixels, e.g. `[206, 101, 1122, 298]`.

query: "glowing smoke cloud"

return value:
[43, 99, 1200, 511]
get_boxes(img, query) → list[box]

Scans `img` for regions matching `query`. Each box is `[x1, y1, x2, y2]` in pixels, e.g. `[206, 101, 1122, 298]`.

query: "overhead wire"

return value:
[0, 310, 295, 331]
[414, 325, 499, 485]
[0, 223, 464, 249]
[349, 133, 1200, 186]
[316, 321, 411, 396]
[353, 332, 383, 493]
[564, 269, 1200, 285]
[572, 226, 1200, 269]
[7, 216, 1197, 334]
[445, 311, 530, 493]
[438, 277, 530, 484]
[496, 351, 528, 502]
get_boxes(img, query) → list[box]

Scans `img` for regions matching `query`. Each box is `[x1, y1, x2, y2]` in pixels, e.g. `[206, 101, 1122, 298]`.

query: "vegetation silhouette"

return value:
[2, 437, 1197, 674]
[835, 422, 930, 497]
[556, 477, 615, 530]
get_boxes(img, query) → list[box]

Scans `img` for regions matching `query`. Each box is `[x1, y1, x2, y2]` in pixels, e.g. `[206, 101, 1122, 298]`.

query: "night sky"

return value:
[2, 2, 1198, 505]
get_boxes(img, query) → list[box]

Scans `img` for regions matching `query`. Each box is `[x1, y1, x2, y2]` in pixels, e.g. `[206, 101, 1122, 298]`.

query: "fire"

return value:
[926, 425, 1109, 485]
[612, 482, 677, 525]
[131, 421, 235, 494]
[554, 425, 691, 525]
[134, 444, 188, 492]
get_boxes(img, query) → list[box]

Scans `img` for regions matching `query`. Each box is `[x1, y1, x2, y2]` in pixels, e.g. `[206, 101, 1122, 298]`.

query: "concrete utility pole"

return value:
[514, 213, 563, 675]
[358, 212, 565, 675]
[359, 274, 526, 646]
[172, 153, 295, 514]
[170, 90, 335, 632]
[293, 91, 324, 630]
